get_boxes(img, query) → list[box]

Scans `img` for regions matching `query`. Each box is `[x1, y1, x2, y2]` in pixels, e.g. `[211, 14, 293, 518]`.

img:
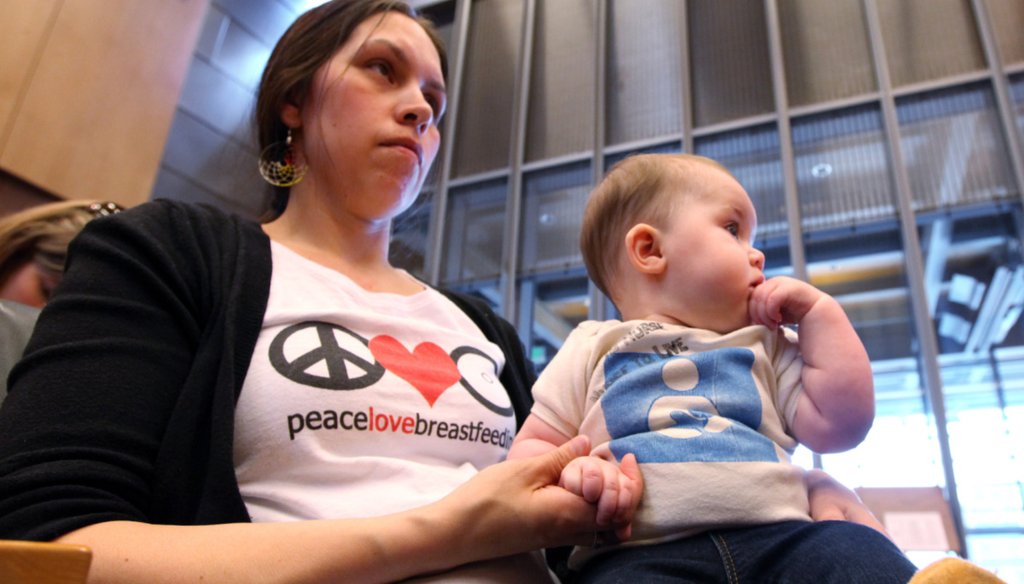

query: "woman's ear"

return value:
[280, 102, 302, 129]
[624, 223, 667, 275]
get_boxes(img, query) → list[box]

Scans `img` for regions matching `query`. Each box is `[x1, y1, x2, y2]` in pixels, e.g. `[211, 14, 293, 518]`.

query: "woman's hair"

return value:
[255, 0, 449, 220]
[580, 153, 732, 300]
[0, 200, 122, 291]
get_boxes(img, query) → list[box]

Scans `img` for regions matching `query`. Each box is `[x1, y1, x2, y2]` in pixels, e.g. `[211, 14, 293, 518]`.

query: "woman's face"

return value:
[284, 12, 447, 225]
[0, 261, 58, 308]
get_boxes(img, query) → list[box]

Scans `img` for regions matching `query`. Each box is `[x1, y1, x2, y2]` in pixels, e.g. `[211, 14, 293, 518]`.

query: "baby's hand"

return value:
[559, 454, 642, 535]
[749, 275, 825, 329]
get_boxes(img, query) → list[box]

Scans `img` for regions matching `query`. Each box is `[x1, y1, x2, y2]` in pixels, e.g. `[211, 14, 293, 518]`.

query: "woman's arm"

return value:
[58, 437, 600, 584]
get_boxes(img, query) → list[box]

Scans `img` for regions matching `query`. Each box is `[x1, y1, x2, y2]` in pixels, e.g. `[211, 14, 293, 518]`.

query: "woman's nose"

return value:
[400, 96, 433, 133]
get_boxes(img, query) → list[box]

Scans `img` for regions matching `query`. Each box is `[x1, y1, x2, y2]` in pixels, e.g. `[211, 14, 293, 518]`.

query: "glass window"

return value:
[688, 0, 774, 127]
[875, 0, 985, 87]
[389, 199, 431, 278]
[525, 0, 597, 163]
[519, 162, 591, 275]
[519, 274, 590, 371]
[966, 533, 1024, 583]
[603, 142, 682, 169]
[451, 284, 504, 314]
[903, 75, 1024, 567]
[806, 226, 948, 493]
[441, 180, 508, 289]
[605, 0, 685, 146]
[792, 104, 947, 492]
[917, 203, 1024, 557]
[1012, 73, 1024, 141]
[793, 104, 897, 232]
[451, 0, 523, 178]
[897, 83, 1018, 212]
[777, 0, 876, 107]
[695, 124, 791, 271]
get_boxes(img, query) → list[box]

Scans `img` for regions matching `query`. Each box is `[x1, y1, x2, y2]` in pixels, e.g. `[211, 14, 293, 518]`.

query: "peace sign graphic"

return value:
[269, 322, 385, 390]
[268, 321, 514, 416]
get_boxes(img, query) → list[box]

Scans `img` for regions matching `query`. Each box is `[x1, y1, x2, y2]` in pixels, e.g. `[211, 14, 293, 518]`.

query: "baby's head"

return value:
[580, 153, 734, 302]
[582, 153, 764, 331]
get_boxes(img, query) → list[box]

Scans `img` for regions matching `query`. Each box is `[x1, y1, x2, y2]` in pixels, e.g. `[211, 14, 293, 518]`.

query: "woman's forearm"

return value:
[57, 437, 600, 583]
[57, 510, 466, 584]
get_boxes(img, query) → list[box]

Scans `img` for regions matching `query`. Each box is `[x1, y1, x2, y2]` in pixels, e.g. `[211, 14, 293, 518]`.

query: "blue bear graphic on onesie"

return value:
[602, 348, 779, 464]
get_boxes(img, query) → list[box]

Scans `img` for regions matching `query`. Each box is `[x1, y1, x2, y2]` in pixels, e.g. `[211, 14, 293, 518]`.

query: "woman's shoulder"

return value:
[119, 199, 258, 231]
[94, 199, 266, 250]
[71, 199, 270, 284]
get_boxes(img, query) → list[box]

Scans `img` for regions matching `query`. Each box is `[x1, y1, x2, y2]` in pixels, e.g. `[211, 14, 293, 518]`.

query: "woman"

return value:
[0, 200, 122, 307]
[0, 2, 885, 582]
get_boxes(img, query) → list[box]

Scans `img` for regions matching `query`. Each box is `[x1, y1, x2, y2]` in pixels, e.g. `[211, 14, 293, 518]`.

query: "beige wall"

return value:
[0, 0, 208, 208]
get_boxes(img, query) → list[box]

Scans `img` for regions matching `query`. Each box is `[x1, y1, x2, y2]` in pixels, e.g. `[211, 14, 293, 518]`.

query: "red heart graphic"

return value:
[368, 335, 461, 406]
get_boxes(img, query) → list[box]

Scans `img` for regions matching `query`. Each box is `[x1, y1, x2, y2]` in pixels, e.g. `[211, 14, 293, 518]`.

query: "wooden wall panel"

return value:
[0, 0, 208, 207]
[0, 170, 59, 218]
[0, 1, 62, 150]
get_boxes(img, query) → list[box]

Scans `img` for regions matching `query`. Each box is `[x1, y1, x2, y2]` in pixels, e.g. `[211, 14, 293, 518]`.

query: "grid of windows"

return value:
[395, 0, 1024, 578]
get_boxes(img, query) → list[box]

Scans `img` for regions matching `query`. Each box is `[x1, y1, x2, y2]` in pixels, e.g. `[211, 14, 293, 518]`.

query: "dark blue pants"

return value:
[573, 521, 918, 584]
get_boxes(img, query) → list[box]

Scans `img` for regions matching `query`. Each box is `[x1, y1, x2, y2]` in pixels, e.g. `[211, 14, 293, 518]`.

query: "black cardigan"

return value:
[0, 200, 537, 541]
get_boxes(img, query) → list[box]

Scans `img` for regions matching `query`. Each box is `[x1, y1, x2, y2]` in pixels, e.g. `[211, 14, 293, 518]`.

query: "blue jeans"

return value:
[572, 520, 918, 584]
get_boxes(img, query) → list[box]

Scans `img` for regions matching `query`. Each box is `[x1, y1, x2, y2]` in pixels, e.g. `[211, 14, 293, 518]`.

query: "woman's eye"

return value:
[426, 95, 445, 119]
[369, 61, 392, 77]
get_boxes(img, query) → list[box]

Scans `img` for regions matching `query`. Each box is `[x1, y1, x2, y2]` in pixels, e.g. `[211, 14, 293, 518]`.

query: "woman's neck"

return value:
[262, 198, 422, 296]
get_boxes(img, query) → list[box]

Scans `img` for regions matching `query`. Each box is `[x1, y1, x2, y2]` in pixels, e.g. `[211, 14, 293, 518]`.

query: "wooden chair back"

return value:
[855, 486, 962, 555]
[0, 539, 92, 584]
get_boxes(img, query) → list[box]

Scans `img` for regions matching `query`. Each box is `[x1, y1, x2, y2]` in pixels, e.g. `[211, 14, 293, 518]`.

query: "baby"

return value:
[510, 154, 914, 582]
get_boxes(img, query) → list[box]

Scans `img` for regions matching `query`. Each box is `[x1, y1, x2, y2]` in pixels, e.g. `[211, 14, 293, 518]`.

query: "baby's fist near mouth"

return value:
[748, 281, 781, 330]
[748, 276, 824, 330]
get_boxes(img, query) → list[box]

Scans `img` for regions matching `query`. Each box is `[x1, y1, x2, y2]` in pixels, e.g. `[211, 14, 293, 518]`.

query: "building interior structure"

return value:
[2, 0, 1022, 579]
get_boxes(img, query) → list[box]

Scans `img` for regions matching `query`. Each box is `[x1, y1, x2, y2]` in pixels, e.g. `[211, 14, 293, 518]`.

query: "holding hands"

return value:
[508, 415, 646, 546]
[558, 452, 643, 542]
[440, 436, 640, 554]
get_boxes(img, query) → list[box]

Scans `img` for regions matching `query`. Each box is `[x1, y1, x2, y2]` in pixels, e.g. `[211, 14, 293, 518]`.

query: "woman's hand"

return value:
[806, 469, 889, 538]
[435, 435, 642, 561]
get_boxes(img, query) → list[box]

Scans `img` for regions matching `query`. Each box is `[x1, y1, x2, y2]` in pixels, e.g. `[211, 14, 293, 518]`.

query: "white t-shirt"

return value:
[234, 241, 517, 522]
[531, 319, 811, 562]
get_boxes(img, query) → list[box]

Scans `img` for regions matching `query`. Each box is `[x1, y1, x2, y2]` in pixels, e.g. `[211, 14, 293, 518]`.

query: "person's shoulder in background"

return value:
[0, 299, 41, 404]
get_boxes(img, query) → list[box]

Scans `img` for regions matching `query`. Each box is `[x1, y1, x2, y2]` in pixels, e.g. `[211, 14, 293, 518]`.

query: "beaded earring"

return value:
[258, 129, 307, 188]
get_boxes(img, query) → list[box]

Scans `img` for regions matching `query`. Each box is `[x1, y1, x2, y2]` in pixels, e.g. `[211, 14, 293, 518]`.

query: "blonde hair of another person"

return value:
[0, 200, 122, 307]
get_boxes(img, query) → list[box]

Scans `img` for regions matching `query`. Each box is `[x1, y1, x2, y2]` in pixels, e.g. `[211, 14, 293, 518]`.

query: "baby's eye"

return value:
[725, 222, 740, 237]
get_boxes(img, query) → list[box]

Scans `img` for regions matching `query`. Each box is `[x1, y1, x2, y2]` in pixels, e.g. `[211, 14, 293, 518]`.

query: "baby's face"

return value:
[656, 164, 766, 333]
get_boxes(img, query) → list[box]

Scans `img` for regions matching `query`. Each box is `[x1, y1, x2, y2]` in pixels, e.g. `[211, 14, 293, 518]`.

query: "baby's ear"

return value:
[624, 224, 667, 275]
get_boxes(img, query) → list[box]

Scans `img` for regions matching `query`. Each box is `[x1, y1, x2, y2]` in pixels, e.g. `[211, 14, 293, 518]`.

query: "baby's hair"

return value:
[580, 153, 732, 300]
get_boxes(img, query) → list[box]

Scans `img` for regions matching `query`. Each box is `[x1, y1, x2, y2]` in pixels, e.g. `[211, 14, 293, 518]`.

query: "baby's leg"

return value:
[571, 535, 731, 584]
[716, 520, 917, 583]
